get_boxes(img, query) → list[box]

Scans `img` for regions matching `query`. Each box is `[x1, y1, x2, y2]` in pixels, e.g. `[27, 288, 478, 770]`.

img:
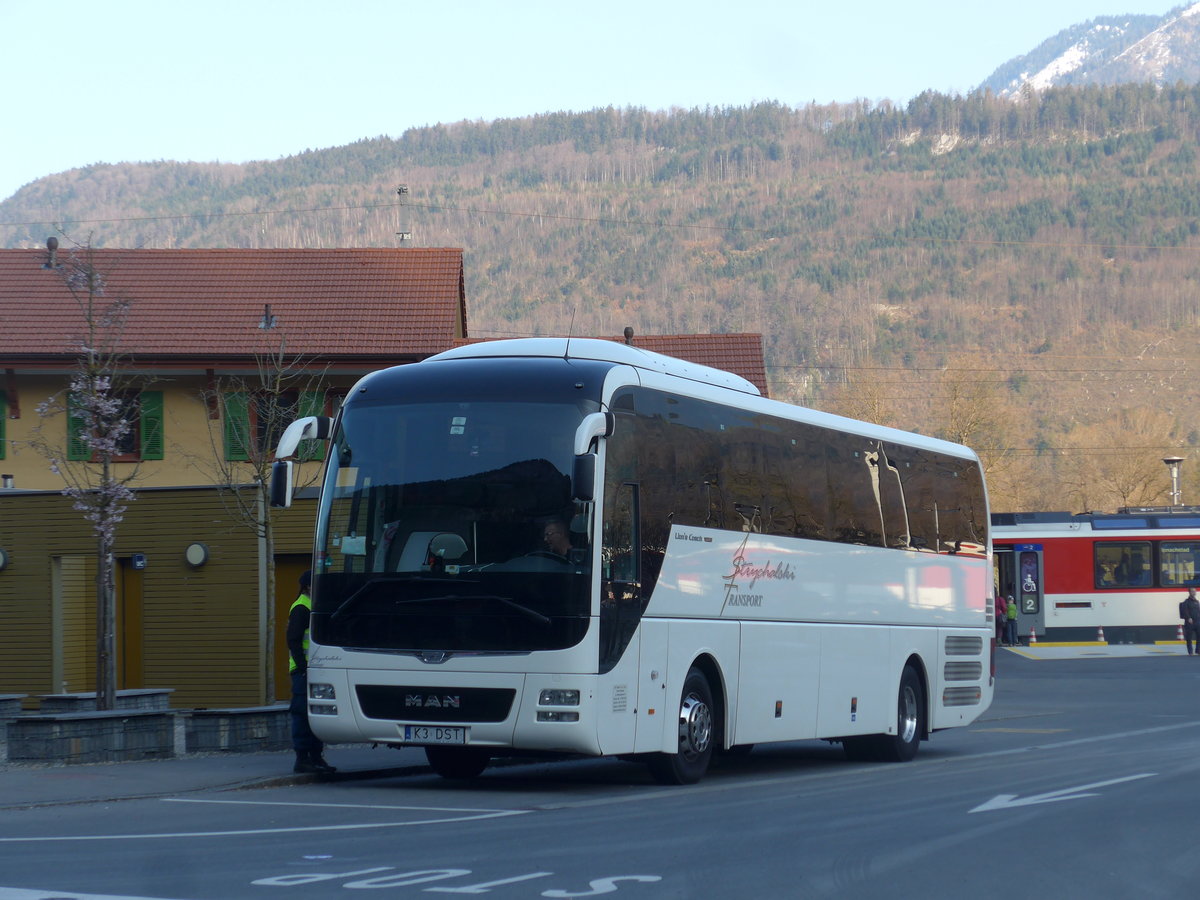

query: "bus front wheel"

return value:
[425, 745, 490, 779]
[648, 667, 715, 785]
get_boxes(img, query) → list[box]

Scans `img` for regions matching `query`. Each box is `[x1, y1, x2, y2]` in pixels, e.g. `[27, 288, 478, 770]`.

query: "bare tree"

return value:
[1057, 409, 1180, 512]
[27, 239, 151, 710]
[197, 329, 329, 703]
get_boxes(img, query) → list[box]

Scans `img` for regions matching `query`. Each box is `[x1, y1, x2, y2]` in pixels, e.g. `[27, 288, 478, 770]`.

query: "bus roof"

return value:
[428, 338, 762, 396]
[423, 338, 982, 464]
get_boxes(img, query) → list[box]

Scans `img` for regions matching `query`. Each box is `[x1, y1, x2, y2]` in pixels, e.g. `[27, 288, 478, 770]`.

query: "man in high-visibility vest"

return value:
[287, 570, 336, 775]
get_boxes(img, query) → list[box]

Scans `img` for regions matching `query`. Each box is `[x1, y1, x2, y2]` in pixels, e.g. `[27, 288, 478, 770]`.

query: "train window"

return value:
[1160, 542, 1200, 587]
[1094, 541, 1153, 589]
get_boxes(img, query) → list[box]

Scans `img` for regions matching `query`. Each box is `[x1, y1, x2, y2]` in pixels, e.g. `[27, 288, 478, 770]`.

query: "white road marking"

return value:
[0, 806, 527, 843]
[163, 797, 511, 813]
[0, 889, 183, 900]
[969, 773, 1157, 813]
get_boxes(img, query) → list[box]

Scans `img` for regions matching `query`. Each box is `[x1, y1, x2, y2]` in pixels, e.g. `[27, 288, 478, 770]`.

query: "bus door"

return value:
[994, 544, 1044, 640]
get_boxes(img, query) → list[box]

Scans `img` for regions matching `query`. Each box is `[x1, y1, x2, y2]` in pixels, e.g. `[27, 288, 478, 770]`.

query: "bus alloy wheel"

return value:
[648, 666, 715, 785]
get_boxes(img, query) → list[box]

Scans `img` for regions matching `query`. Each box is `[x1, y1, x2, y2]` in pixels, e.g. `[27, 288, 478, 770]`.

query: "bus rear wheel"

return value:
[425, 745, 490, 779]
[842, 665, 924, 763]
[648, 667, 715, 785]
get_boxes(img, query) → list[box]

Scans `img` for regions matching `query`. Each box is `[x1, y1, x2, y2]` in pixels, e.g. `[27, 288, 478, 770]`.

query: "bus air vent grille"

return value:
[944, 661, 983, 682]
[944, 635, 983, 656]
[942, 686, 982, 707]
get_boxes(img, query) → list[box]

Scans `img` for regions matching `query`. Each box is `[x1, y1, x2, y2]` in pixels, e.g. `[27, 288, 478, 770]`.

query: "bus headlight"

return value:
[538, 688, 579, 706]
[309, 683, 336, 700]
[537, 710, 580, 722]
[309, 704, 338, 716]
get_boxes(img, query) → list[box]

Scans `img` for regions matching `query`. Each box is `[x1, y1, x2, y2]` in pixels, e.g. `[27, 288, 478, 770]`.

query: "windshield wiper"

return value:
[328, 575, 466, 621]
[328, 580, 550, 625]
[479, 595, 552, 625]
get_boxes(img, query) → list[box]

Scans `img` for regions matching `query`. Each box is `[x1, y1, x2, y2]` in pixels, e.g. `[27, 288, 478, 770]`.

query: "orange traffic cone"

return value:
[1029, 626, 1037, 645]
[1177, 624, 1185, 642]
[1097, 626, 1106, 643]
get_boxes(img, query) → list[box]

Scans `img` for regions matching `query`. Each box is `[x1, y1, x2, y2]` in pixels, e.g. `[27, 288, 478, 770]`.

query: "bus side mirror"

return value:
[270, 460, 294, 508]
[573, 453, 597, 502]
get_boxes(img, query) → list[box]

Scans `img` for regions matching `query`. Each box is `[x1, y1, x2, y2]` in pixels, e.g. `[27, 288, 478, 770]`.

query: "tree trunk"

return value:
[96, 535, 117, 711]
[259, 486, 276, 704]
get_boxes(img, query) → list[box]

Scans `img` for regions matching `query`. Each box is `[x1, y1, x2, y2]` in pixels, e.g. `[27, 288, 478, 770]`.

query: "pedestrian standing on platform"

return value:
[1005, 595, 1019, 647]
[1180, 587, 1200, 656]
[288, 570, 336, 775]
[995, 594, 1007, 645]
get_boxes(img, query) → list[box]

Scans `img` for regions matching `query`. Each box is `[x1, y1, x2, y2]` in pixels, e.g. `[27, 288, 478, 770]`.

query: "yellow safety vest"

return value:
[289, 593, 312, 673]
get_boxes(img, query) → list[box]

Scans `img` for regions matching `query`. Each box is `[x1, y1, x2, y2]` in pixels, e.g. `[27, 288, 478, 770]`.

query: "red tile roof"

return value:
[605, 333, 769, 396]
[0, 247, 768, 395]
[0, 247, 466, 365]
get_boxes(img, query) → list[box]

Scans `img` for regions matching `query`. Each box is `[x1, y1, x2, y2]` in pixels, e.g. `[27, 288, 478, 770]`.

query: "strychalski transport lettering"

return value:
[271, 338, 994, 784]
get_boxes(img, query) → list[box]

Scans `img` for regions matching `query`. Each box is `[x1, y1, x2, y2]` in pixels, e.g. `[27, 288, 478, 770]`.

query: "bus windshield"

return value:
[311, 398, 596, 656]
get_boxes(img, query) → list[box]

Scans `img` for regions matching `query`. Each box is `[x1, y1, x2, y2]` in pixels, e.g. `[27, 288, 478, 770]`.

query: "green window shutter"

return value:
[0, 392, 6, 460]
[139, 391, 164, 460]
[223, 392, 251, 462]
[298, 390, 326, 461]
[67, 394, 90, 461]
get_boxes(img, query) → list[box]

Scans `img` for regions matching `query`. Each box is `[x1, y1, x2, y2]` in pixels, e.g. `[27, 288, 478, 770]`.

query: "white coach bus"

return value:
[272, 338, 993, 784]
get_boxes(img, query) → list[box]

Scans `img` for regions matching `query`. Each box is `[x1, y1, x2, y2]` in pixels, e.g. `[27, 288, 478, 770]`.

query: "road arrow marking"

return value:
[969, 773, 1156, 813]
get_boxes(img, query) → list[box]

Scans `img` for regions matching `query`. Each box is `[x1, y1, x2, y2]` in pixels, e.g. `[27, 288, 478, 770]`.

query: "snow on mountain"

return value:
[978, 3, 1200, 97]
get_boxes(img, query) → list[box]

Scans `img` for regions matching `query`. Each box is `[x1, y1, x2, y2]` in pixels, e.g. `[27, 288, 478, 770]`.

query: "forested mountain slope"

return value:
[5, 89, 1200, 512]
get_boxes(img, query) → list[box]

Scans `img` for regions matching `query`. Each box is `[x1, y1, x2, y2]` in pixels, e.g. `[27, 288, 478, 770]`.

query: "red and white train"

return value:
[991, 508, 1200, 643]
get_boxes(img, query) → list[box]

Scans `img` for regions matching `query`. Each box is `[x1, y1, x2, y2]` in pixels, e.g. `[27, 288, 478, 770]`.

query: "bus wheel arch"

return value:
[842, 656, 928, 763]
[647, 659, 721, 785]
[690, 653, 728, 748]
[904, 654, 930, 743]
[877, 659, 927, 762]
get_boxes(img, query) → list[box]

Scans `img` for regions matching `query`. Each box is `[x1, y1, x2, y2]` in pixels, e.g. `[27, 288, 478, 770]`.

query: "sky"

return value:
[0, 0, 1185, 202]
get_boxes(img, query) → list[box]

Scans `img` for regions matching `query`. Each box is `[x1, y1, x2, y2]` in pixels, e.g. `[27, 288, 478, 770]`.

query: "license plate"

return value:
[403, 725, 467, 744]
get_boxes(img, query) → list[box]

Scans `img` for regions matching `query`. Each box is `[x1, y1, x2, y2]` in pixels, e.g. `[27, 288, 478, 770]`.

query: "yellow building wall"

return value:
[0, 487, 319, 709]
[1, 372, 339, 491]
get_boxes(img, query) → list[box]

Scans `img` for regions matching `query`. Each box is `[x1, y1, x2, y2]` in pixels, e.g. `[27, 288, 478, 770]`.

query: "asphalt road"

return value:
[2, 649, 1200, 900]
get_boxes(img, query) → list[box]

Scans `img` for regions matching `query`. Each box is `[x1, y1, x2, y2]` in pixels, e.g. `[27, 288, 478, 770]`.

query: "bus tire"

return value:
[842, 665, 924, 762]
[425, 745, 490, 779]
[647, 666, 715, 785]
[876, 665, 925, 762]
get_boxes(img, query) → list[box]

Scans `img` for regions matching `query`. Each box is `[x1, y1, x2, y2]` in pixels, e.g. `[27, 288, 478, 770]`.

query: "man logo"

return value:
[405, 694, 461, 709]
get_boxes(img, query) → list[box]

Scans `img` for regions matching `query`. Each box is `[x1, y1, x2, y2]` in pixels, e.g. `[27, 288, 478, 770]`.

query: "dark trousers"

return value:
[1005, 619, 1018, 646]
[1186, 625, 1200, 655]
[290, 670, 323, 756]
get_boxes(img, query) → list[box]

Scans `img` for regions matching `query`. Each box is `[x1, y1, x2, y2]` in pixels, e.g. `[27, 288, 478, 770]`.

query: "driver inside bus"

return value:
[542, 518, 572, 559]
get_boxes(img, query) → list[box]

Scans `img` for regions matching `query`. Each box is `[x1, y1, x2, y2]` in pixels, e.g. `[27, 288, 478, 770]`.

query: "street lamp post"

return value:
[1163, 456, 1184, 507]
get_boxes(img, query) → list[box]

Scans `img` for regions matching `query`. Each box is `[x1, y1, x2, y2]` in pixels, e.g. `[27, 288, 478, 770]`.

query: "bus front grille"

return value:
[356, 685, 516, 722]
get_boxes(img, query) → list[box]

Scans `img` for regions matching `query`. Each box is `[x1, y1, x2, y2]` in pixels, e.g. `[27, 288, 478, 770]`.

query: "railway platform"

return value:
[1004, 641, 1192, 660]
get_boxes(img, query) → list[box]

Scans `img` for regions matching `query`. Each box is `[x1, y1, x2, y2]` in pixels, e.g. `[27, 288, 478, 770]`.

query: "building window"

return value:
[67, 390, 164, 463]
[223, 390, 326, 462]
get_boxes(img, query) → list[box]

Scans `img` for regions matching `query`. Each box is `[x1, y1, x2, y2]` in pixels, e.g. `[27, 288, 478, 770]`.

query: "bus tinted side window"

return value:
[615, 386, 986, 557]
